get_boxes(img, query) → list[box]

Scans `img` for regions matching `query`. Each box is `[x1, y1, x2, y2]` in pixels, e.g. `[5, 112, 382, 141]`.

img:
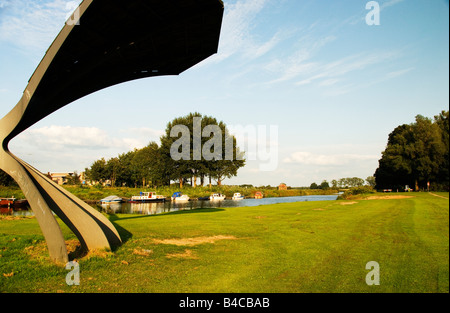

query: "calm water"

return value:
[1, 195, 339, 217]
[97, 195, 339, 215]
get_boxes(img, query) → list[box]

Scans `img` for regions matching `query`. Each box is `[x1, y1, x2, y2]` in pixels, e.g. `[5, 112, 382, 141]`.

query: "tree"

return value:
[310, 182, 318, 189]
[85, 158, 107, 184]
[319, 180, 330, 189]
[159, 113, 245, 188]
[65, 171, 81, 185]
[131, 142, 161, 187]
[374, 112, 448, 190]
[331, 179, 338, 188]
[434, 111, 449, 188]
[106, 157, 121, 187]
[366, 176, 376, 188]
[0, 169, 16, 187]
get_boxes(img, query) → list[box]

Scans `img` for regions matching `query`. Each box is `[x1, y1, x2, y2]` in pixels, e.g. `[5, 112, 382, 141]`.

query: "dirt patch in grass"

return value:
[340, 201, 358, 205]
[428, 193, 449, 199]
[0, 215, 35, 221]
[24, 239, 113, 261]
[24, 241, 49, 260]
[133, 248, 153, 256]
[365, 195, 414, 200]
[166, 249, 198, 259]
[153, 235, 238, 246]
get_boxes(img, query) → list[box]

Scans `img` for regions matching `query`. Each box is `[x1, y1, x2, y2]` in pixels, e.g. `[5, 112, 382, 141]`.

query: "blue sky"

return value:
[0, 0, 448, 187]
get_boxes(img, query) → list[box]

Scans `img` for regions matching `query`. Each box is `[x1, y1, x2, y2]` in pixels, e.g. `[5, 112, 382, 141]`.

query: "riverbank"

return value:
[1, 185, 338, 203]
[1, 192, 448, 293]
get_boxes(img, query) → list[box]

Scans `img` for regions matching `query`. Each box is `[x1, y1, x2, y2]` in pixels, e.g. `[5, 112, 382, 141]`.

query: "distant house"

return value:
[49, 172, 73, 185]
[48, 172, 86, 185]
[278, 183, 288, 191]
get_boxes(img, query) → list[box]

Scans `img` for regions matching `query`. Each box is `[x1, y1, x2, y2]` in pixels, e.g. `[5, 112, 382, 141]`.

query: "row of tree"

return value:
[310, 176, 375, 190]
[84, 113, 246, 188]
[374, 111, 449, 191]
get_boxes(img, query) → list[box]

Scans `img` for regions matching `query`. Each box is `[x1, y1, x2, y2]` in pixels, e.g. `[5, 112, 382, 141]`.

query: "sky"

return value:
[0, 0, 448, 187]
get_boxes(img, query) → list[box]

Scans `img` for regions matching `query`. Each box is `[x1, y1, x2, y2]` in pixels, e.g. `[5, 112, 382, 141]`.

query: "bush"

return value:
[338, 186, 375, 199]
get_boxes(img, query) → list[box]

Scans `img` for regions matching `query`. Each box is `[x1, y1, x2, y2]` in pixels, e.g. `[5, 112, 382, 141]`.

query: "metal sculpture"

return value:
[0, 0, 224, 264]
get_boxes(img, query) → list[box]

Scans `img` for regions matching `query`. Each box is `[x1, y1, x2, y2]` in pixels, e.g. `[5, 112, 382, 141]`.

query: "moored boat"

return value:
[130, 192, 165, 203]
[210, 193, 226, 201]
[232, 193, 244, 200]
[171, 192, 190, 201]
[100, 195, 123, 204]
[0, 197, 16, 207]
[0, 197, 28, 208]
[254, 191, 263, 199]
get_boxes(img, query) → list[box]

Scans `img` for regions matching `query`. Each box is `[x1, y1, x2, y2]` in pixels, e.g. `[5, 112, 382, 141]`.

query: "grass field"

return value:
[0, 192, 448, 293]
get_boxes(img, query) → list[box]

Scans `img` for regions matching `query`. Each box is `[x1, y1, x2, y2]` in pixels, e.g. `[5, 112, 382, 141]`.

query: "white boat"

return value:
[210, 193, 226, 201]
[131, 192, 165, 202]
[100, 195, 123, 204]
[171, 192, 190, 201]
[232, 193, 244, 200]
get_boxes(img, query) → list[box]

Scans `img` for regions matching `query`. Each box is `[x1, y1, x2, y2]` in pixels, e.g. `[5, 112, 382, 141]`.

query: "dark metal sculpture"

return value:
[0, 0, 224, 264]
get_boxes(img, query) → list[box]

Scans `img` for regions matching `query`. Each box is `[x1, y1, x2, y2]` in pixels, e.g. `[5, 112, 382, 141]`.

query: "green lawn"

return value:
[0, 192, 448, 293]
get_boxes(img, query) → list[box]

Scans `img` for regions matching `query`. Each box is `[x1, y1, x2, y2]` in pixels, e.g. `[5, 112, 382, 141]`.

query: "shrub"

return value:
[338, 186, 375, 199]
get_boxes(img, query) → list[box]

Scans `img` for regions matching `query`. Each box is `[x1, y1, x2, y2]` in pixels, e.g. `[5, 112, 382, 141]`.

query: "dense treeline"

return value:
[309, 176, 375, 190]
[84, 113, 246, 188]
[375, 110, 449, 191]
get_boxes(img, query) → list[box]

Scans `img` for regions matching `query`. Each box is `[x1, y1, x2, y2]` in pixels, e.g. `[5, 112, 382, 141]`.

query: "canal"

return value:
[1, 194, 340, 217]
[97, 194, 340, 215]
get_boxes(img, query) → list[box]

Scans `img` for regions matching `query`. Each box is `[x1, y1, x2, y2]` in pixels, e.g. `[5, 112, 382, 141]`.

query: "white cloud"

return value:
[0, 0, 82, 53]
[127, 127, 164, 139]
[14, 125, 143, 151]
[386, 67, 414, 79]
[200, 0, 277, 66]
[8, 125, 155, 172]
[264, 34, 336, 85]
[283, 151, 379, 166]
[380, 0, 405, 10]
[294, 51, 399, 86]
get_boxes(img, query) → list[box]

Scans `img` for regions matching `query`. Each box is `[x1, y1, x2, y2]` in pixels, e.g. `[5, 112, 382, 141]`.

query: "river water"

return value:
[97, 194, 339, 215]
[2, 194, 339, 217]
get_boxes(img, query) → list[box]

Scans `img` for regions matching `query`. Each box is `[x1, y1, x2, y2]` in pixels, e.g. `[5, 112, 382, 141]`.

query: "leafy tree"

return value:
[434, 111, 449, 187]
[319, 180, 330, 189]
[310, 182, 318, 189]
[159, 113, 245, 188]
[106, 157, 121, 187]
[131, 142, 163, 187]
[366, 176, 376, 188]
[0, 169, 16, 187]
[85, 158, 107, 184]
[65, 171, 81, 185]
[331, 179, 338, 188]
[374, 112, 449, 190]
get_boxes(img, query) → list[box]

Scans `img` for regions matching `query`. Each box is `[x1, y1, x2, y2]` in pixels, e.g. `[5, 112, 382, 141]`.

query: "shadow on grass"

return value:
[107, 208, 225, 247]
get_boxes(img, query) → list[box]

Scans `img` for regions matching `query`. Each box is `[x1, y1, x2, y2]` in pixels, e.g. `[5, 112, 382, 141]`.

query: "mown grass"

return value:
[0, 192, 448, 293]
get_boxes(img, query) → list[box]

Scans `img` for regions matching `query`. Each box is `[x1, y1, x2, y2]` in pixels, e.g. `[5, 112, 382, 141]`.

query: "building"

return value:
[278, 183, 288, 191]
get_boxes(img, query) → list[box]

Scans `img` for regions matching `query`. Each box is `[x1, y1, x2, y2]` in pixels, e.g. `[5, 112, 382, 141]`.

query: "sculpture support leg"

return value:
[0, 150, 122, 264]
[0, 151, 69, 264]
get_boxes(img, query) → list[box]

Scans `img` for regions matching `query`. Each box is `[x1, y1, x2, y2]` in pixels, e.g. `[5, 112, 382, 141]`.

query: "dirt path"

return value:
[429, 192, 449, 199]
